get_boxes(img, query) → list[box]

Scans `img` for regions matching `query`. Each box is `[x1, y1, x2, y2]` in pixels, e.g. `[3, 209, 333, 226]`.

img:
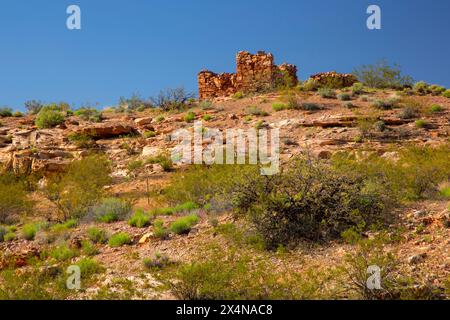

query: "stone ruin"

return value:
[198, 51, 298, 100]
[309, 71, 358, 88]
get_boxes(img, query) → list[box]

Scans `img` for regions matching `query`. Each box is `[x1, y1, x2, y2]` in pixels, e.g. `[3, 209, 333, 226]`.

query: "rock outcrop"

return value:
[309, 71, 358, 88]
[198, 51, 298, 100]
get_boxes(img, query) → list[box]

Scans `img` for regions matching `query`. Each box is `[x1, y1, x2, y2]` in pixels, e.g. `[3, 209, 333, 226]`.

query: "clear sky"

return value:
[1, 0, 449, 111]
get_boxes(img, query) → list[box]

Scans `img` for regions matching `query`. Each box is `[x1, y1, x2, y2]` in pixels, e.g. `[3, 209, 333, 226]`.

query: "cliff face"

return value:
[198, 51, 298, 100]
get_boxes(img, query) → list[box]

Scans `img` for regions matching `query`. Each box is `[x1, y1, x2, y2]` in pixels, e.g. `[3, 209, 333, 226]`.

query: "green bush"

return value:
[145, 154, 173, 172]
[35, 105, 66, 129]
[353, 60, 414, 89]
[233, 92, 244, 99]
[429, 84, 446, 96]
[302, 103, 322, 111]
[67, 133, 96, 149]
[413, 81, 431, 95]
[0, 107, 13, 117]
[81, 240, 99, 256]
[371, 99, 394, 110]
[246, 106, 268, 116]
[351, 83, 365, 95]
[74, 108, 102, 122]
[22, 223, 38, 241]
[202, 114, 212, 121]
[93, 198, 131, 223]
[108, 232, 132, 247]
[399, 106, 417, 119]
[155, 115, 165, 122]
[233, 155, 393, 248]
[45, 155, 111, 219]
[127, 159, 143, 172]
[128, 209, 151, 228]
[429, 104, 443, 113]
[337, 93, 352, 101]
[49, 244, 78, 262]
[443, 90, 450, 98]
[184, 111, 196, 123]
[49, 219, 78, 233]
[272, 103, 288, 111]
[87, 227, 109, 244]
[143, 130, 156, 138]
[415, 119, 428, 128]
[153, 219, 169, 239]
[170, 214, 199, 235]
[318, 88, 336, 99]
[76, 258, 104, 277]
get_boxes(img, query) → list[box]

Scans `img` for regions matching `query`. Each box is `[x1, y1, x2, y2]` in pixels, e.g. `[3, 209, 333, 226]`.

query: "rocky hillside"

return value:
[0, 85, 449, 300]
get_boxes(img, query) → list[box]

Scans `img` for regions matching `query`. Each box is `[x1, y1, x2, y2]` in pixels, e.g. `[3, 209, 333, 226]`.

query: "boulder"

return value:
[76, 122, 137, 139]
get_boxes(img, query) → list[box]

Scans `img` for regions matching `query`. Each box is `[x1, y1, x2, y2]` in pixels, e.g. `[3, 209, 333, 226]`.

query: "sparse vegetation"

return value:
[170, 214, 199, 235]
[318, 88, 336, 99]
[35, 104, 68, 129]
[74, 107, 102, 122]
[337, 93, 352, 101]
[87, 227, 109, 244]
[128, 209, 151, 228]
[0, 107, 13, 117]
[184, 111, 196, 123]
[93, 198, 131, 223]
[151, 88, 194, 111]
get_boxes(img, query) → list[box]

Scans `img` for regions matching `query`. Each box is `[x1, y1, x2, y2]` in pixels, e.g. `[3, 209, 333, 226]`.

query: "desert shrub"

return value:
[415, 119, 428, 128]
[202, 114, 212, 121]
[92, 198, 131, 223]
[74, 107, 102, 122]
[13, 111, 23, 117]
[87, 227, 109, 244]
[443, 90, 450, 98]
[142, 130, 156, 139]
[170, 214, 199, 235]
[318, 88, 336, 99]
[373, 121, 386, 132]
[353, 60, 414, 89]
[149, 202, 198, 217]
[233, 155, 393, 248]
[413, 81, 431, 95]
[81, 240, 99, 256]
[127, 159, 143, 172]
[108, 232, 132, 247]
[301, 78, 320, 91]
[246, 106, 268, 116]
[183, 111, 195, 123]
[45, 155, 111, 219]
[155, 115, 165, 122]
[0, 107, 13, 117]
[233, 92, 244, 99]
[35, 105, 67, 129]
[118, 93, 152, 112]
[337, 93, 352, 101]
[49, 219, 77, 233]
[429, 104, 443, 113]
[351, 83, 365, 95]
[0, 173, 32, 224]
[344, 102, 356, 109]
[22, 223, 38, 241]
[153, 219, 169, 239]
[429, 84, 446, 96]
[76, 258, 104, 277]
[128, 209, 151, 228]
[302, 103, 322, 111]
[67, 133, 96, 149]
[0, 226, 16, 242]
[150, 88, 194, 111]
[199, 100, 213, 110]
[24, 100, 43, 114]
[272, 103, 287, 111]
[49, 244, 78, 262]
[145, 154, 173, 172]
[371, 99, 394, 110]
[143, 253, 174, 270]
[399, 106, 417, 119]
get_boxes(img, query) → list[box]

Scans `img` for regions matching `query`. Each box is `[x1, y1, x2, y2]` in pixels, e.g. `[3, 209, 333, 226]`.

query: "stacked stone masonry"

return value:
[198, 51, 298, 100]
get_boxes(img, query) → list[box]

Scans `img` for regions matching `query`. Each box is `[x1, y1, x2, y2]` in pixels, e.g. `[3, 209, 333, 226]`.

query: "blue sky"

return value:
[1, 0, 449, 111]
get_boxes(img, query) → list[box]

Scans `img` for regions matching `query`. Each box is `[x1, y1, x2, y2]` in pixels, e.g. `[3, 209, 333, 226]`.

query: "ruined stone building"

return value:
[198, 51, 298, 100]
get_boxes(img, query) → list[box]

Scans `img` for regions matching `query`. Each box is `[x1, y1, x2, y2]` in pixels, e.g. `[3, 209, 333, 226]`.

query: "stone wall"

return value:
[198, 51, 298, 100]
[309, 71, 358, 88]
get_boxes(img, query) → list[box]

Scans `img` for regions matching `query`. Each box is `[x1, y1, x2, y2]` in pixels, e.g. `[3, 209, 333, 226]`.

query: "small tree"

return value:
[353, 60, 413, 89]
[24, 100, 43, 115]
